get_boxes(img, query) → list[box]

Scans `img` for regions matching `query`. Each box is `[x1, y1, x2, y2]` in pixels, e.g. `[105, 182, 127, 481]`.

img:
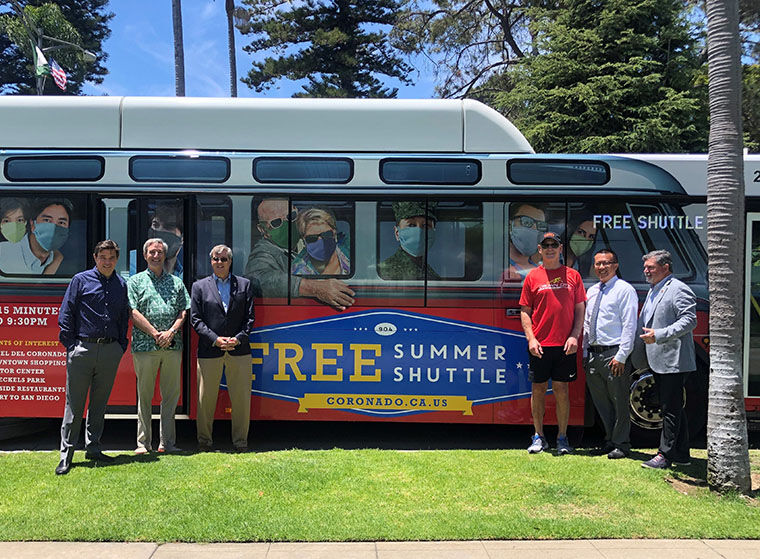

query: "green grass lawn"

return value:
[0, 448, 758, 542]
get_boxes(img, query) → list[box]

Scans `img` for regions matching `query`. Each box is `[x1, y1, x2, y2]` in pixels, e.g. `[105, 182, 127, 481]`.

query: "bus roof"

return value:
[0, 96, 534, 154]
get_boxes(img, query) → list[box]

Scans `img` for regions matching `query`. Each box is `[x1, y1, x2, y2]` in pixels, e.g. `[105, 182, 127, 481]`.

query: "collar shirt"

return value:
[0, 234, 54, 275]
[58, 267, 129, 351]
[583, 275, 639, 363]
[215, 274, 231, 312]
[127, 268, 190, 352]
[640, 273, 673, 327]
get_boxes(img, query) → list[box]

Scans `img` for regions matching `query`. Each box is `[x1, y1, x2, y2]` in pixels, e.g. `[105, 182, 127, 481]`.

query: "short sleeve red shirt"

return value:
[519, 265, 586, 347]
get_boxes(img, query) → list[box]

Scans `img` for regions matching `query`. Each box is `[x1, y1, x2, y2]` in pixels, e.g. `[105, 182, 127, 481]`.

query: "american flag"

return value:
[50, 58, 67, 91]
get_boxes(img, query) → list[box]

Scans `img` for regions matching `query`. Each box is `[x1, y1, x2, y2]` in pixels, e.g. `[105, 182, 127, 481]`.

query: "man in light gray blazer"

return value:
[632, 249, 696, 469]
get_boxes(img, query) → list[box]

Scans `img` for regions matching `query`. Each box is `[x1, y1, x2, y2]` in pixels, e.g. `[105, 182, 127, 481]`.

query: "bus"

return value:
[0, 96, 757, 440]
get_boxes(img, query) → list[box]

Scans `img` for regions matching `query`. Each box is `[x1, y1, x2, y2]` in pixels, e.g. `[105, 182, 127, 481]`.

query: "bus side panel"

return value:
[0, 295, 67, 417]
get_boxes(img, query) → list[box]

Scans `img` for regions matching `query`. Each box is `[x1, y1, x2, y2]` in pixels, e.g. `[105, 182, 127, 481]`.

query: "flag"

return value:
[50, 58, 67, 91]
[34, 46, 50, 77]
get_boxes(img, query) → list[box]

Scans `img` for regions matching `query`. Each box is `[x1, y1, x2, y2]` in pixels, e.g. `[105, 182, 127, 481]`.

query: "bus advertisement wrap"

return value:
[249, 309, 532, 417]
[0, 301, 66, 415]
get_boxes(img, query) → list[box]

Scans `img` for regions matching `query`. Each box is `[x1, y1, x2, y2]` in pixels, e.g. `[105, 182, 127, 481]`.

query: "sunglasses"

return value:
[304, 230, 335, 244]
[261, 210, 298, 230]
[514, 215, 549, 232]
[211, 256, 229, 263]
[541, 242, 560, 249]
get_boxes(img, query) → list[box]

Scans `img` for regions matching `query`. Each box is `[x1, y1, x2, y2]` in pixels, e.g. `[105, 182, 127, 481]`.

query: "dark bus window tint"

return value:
[380, 159, 481, 185]
[5, 157, 104, 182]
[129, 199, 185, 278]
[0, 195, 87, 277]
[429, 202, 483, 280]
[253, 158, 353, 184]
[507, 159, 609, 185]
[290, 201, 353, 280]
[129, 156, 229, 183]
[195, 197, 232, 280]
[503, 202, 565, 282]
[629, 204, 695, 278]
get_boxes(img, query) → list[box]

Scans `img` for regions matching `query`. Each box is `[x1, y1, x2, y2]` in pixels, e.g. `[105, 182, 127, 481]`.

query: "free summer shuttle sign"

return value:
[249, 310, 531, 416]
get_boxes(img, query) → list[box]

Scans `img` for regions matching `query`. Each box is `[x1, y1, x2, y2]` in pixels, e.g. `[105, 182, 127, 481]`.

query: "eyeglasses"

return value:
[514, 215, 548, 232]
[211, 256, 229, 263]
[304, 230, 335, 244]
[261, 210, 298, 230]
[541, 242, 560, 249]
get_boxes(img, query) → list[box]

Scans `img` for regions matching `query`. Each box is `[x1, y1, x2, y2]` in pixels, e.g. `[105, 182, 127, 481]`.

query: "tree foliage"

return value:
[236, 0, 413, 97]
[0, 0, 111, 95]
[393, 0, 550, 99]
[494, 0, 708, 153]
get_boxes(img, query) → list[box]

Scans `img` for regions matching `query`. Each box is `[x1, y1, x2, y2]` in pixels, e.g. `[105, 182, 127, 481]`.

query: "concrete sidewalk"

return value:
[1, 540, 759, 559]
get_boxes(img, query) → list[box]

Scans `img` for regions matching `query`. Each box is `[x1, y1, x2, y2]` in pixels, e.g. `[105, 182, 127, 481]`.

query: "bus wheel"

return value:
[630, 369, 662, 430]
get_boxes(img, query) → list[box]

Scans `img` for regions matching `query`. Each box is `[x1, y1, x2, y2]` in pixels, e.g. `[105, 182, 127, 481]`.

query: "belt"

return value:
[589, 344, 618, 353]
[79, 337, 116, 344]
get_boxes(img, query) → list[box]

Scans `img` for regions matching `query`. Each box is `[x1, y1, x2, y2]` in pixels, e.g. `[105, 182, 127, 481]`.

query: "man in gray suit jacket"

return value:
[191, 244, 255, 452]
[632, 249, 696, 469]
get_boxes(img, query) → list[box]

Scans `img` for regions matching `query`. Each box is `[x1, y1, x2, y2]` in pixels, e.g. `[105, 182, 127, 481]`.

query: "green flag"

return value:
[34, 46, 50, 77]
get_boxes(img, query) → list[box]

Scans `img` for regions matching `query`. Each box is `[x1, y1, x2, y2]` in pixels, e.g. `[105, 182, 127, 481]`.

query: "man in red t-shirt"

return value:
[519, 232, 586, 455]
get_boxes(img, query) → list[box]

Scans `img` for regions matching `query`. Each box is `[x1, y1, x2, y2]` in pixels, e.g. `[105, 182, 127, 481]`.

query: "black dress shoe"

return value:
[85, 451, 115, 463]
[607, 448, 628, 459]
[55, 460, 71, 475]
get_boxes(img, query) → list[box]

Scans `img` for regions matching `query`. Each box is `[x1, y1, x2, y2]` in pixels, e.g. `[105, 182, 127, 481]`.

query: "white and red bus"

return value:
[0, 96, 757, 437]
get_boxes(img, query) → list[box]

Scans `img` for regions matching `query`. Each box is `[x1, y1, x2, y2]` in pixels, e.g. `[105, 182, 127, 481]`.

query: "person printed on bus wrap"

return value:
[291, 207, 350, 276]
[0, 197, 27, 243]
[520, 231, 586, 456]
[128, 238, 190, 455]
[149, 202, 184, 277]
[377, 201, 440, 281]
[505, 203, 546, 280]
[56, 239, 129, 475]
[244, 198, 355, 311]
[565, 217, 597, 273]
[0, 197, 72, 275]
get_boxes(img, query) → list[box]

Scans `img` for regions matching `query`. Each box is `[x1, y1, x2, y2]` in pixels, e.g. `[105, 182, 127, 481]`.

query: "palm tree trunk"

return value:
[705, 0, 752, 494]
[172, 0, 185, 96]
[226, 0, 237, 97]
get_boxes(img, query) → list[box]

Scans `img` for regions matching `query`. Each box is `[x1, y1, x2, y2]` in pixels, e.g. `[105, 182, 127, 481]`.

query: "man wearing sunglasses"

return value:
[191, 244, 256, 452]
[507, 203, 547, 280]
[244, 198, 355, 310]
[519, 232, 586, 455]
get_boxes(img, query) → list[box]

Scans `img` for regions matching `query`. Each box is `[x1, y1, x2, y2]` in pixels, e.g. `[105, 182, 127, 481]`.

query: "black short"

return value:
[528, 346, 577, 383]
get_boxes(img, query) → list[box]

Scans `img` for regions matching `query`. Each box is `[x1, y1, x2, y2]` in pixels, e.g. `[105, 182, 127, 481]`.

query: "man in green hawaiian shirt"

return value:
[128, 238, 190, 454]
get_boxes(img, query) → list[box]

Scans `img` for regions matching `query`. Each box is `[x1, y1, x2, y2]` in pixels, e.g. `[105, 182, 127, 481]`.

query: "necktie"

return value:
[588, 282, 605, 345]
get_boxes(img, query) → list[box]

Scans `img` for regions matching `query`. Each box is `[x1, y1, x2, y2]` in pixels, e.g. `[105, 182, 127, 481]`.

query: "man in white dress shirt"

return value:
[583, 248, 638, 459]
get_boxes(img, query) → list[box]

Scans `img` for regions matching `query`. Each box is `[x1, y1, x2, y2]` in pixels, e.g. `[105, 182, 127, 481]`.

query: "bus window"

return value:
[129, 198, 184, 279]
[195, 196, 232, 280]
[629, 204, 694, 279]
[0, 194, 87, 277]
[502, 202, 565, 283]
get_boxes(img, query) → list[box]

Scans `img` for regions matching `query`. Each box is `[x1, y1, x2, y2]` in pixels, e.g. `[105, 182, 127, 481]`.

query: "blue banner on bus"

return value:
[249, 309, 531, 417]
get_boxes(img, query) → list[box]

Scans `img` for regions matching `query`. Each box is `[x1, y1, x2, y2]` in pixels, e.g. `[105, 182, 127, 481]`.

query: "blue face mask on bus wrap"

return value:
[33, 222, 69, 252]
[398, 227, 435, 258]
[305, 232, 337, 262]
[510, 226, 541, 256]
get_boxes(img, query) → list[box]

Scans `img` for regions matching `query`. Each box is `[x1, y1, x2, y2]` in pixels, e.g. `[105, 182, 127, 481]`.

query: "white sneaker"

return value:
[528, 434, 549, 453]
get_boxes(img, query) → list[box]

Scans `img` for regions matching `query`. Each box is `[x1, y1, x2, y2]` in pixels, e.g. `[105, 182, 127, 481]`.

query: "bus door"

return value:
[744, 213, 760, 401]
[99, 196, 190, 417]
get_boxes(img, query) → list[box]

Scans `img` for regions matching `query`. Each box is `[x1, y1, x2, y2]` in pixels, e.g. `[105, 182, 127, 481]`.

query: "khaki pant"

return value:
[132, 350, 182, 451]
[197, 353, 252, 449]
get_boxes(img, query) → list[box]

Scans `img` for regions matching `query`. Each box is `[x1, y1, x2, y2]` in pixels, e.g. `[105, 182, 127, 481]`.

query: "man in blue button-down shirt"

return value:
[56, 240, 129, 475]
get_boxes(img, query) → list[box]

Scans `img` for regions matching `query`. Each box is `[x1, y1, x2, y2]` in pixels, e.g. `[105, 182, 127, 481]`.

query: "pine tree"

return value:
[236, 0, 412, 97]
[0, 0, 112, 95]
[496, 0, 708, 152]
